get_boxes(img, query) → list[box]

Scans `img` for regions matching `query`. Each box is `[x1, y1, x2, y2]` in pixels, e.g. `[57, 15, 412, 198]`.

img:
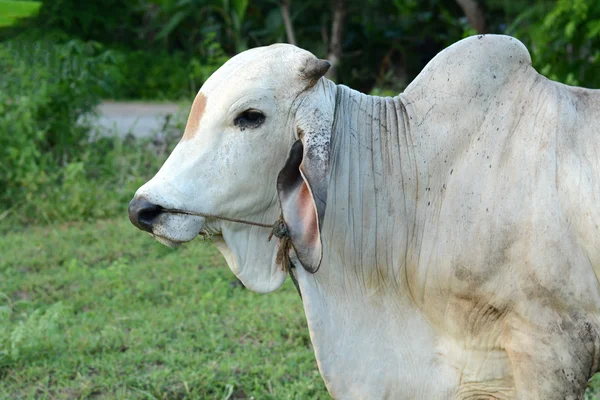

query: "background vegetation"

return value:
[2, 0, 600, 398]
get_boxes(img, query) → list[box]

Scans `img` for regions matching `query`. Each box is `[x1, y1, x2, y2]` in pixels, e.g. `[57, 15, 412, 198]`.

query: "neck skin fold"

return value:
[311, 83, 420, 299]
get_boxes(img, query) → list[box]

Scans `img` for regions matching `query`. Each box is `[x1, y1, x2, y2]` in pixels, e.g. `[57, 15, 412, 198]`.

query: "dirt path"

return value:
[96, 101, 186, 138]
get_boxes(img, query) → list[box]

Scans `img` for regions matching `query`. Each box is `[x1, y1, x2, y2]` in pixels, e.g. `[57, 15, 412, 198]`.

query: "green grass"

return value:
[3, 217, 600, 399]
[0, 218, 328, 399]
[0, 1, 41, 27]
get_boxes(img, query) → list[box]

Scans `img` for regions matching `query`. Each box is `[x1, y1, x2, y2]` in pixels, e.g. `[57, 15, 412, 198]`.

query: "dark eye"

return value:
[234, 110, 265, 130]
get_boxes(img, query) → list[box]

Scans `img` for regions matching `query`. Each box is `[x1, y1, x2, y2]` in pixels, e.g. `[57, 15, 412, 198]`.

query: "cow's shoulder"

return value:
[404, 34, 532, 102]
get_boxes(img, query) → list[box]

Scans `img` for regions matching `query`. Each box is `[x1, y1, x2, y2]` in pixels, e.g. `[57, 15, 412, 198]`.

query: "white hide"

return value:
[131, 35, 600, 399]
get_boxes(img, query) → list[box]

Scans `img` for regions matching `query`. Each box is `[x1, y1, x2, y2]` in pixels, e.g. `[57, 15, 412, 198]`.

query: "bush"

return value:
[0, 37, 177, 226]
[0, 132, 178, 227]
[113, 34, 229, 100]
[0, 38, 117, 199]
[32, 0, 142, 47]
[12, 134, 176, 225]
[502, 0, 600, 88]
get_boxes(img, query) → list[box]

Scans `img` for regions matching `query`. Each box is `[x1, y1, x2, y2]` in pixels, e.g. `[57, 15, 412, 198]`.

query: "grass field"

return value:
[3, 218, 600, 399]
[0, 218, 328, 399]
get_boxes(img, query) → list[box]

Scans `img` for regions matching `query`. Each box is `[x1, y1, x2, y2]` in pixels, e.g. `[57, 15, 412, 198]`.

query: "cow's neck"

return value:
[318, 84, 420, 296]
[293, 85, 453, 397]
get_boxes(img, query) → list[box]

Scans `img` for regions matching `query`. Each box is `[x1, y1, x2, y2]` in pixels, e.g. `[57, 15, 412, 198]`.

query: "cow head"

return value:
[128, 44, 336, 293]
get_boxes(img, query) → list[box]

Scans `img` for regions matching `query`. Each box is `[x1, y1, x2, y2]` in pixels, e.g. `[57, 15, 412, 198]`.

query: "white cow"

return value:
[129, 35, 600, 399]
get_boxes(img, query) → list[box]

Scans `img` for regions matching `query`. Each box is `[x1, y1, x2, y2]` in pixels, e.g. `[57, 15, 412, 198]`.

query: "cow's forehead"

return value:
[200, 44, 313, 95]
[181, 44, 313, 141]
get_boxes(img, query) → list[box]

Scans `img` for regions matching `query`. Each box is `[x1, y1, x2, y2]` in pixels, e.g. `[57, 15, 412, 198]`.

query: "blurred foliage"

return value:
[507, 0, 600, 87]
[4, 0, 600, 96]
[114, 33, 229, 100]
[0, 38, 182, 225]
[0, 38, 117, 216]
[0, 0, 41, 27]
[2, 0, 600, 225]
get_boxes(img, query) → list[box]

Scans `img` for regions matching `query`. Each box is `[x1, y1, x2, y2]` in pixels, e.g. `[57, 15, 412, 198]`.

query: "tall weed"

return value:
[0, 301, 68, 369]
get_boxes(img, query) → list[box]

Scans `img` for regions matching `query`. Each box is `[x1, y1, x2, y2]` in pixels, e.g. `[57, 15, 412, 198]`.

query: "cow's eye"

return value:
[234, 110, 265, 129]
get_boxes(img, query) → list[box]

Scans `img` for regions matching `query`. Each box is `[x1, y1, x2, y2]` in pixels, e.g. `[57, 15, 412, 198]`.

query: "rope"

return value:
[163, 208, 302, 298]
[161, 209, 273, 228]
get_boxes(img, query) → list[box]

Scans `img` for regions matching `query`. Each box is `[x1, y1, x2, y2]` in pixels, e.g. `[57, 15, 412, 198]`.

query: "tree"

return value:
[455, 0, 486, 33]
[279, 0, 296, 45]
[326, 0, 346, 81]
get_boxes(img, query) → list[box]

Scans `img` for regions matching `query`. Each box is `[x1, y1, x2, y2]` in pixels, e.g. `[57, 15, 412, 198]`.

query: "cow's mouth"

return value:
[138, 210, 206, 246]
[151, 234, 184, 248]
[130, 199, 264, 248]
[151, 230, 220, 248]
[149, 215, 222, 247]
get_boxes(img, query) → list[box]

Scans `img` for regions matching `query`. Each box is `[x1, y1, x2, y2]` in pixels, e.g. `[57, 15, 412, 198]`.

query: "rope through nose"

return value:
[160, 209, 273, 228]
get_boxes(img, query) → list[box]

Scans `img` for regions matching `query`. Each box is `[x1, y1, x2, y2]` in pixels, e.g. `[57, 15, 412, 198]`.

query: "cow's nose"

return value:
[128, 197, 163, 233]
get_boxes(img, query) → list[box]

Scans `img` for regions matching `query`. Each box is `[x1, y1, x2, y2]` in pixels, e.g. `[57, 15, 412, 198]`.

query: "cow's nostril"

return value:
[138, 205, 163, 229]
[128, 198, 164, 233]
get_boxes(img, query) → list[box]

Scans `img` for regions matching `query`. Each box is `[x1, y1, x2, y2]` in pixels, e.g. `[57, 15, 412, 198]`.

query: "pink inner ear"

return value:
[296, 182, 320, 246]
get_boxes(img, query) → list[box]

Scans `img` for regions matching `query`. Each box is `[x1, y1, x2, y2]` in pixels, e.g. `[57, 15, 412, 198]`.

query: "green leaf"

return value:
[231, 0, 248, 22]
[156, 10, 188, 40]
[0, 0, 41, 26]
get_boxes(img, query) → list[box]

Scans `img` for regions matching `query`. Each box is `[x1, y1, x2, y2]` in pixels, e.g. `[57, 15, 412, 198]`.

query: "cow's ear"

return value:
[277, 85, 333, 273]
[277, 137, 328, 273]
[277, 57, 332, 273]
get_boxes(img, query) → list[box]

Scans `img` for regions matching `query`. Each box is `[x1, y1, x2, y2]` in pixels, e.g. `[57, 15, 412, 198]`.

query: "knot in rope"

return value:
[268, 215, 301, 298]
[270, 218, 288, 239]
